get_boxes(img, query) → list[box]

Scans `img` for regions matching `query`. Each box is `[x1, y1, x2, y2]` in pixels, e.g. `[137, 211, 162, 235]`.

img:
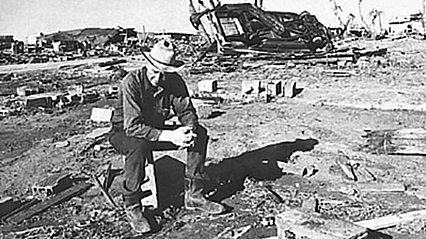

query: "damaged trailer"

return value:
[190, 3, 333, 54]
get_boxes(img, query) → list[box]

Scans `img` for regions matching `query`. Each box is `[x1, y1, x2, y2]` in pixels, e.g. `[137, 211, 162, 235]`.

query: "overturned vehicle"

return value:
[190, 3, 332, 54]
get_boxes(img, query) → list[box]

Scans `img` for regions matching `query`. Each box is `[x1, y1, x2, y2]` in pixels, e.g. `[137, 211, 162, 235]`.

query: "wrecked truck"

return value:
[190, 3, 332, 54]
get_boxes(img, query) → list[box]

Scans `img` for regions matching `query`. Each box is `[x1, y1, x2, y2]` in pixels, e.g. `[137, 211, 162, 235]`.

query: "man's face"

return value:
[146, 65, 164, 86]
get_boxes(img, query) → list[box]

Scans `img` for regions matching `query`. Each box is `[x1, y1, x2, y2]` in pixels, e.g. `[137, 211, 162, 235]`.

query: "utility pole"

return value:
[422, 0, 426, 34]
[358, 0, 374, 37]
[329, 0, 346, 28]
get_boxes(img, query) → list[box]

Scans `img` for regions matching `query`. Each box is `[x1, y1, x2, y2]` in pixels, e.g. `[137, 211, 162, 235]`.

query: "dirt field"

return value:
[1, 38, 426, 238]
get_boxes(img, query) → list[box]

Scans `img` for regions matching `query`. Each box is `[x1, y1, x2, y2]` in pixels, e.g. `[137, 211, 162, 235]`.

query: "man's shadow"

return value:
[152, 138, 318, 210]
[203, 138, 318, 202]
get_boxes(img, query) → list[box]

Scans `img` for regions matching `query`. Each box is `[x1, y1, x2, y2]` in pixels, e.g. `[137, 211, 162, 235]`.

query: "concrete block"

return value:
[276, 208, 367, 239]
[242, 80, 261, 95]
[267, 80, 282, 96]
[283, 79, 297, 98]
[195, 104, 214, 119]
[198, 79, 218, 93]
[90, 108, 113, 122]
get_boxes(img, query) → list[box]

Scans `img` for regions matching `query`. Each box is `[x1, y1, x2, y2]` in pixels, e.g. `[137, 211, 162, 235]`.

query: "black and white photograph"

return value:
[1, 0, 426, 238]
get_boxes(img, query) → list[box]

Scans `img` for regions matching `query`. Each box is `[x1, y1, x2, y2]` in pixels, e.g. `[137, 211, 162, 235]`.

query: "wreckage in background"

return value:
[189, 2, 333, 54]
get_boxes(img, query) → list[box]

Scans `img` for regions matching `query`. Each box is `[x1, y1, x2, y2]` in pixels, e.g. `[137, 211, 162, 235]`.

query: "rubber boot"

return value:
[184, 179, 225, 214]
[124, 203, 151, 234]
[122, 182, 151, 234]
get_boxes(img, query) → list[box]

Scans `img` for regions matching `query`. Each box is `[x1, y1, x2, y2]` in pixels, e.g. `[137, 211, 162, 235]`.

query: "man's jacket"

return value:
[111, 67, 198, 141]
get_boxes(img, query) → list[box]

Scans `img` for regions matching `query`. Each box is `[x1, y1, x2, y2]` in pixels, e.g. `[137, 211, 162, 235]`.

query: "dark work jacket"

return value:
[111, 67, 198, 141]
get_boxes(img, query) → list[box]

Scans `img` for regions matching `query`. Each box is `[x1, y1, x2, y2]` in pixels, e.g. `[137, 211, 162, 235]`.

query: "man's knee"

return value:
[195, 124, 208, 140]
[125, 138, 153, 162]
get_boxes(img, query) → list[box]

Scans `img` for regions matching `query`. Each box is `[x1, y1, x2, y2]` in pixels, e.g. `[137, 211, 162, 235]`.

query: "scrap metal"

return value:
[190, 3, 333, 54]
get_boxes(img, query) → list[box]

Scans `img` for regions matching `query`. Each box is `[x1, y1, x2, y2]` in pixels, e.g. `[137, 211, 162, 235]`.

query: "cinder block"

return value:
[283, 79, 297, 98]
[276, 209, 367, 239]
[267, 80, 282, 96]
[196, 104, 214, 119]
[198, 79, 218, 93]
[90, 108, 114, 122]
[242, 80, 261, 95]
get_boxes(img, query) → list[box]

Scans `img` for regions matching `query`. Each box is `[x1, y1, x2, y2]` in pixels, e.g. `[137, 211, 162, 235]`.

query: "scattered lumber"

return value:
[6, 182, 92, 224]
[0, 197, 21, 219]
[92, 174, 118, 208]
[276, 208, 368, 239]
[98, 59, 126, 67]
[321, 69, 356, 77]
[363, 128, 426, 155]
[354, 209, 426, 230]
[336, 156, 357, 181]
[356, 183, 406, 193]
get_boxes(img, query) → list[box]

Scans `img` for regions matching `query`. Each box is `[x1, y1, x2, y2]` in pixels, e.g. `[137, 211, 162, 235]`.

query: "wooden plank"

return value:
[6, 182, 92, 224]
[336, 158, 357, 181]
[354, 209, 426, 230]
[92, 174, 119, 208]
[276, 209, 368, 239]
[363, 128, 426, 155]
[356, 183, 406, 193]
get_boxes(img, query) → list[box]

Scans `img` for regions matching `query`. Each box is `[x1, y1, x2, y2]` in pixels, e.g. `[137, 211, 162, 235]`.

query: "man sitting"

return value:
[108, 39, 225, 233]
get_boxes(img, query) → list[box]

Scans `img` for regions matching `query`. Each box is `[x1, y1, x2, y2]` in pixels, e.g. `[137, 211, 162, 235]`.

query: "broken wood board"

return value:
[336, 157, 357, 181]
[321, 69, 356, 77]
[92, 174, 118, 208]
[407, 186, 426, 200]
[0, 197, 21, 219]
[276, 208, 368, 239]
[86, 127, 111, 140]
[6, 182, 92, 224]
[354, 209, 426, 230]
[356, 183, 406, 194]
[363, 128, 426, 155]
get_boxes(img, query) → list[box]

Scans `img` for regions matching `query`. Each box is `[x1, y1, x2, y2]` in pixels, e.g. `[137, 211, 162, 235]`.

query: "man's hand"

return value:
[159, 126, 197, 148]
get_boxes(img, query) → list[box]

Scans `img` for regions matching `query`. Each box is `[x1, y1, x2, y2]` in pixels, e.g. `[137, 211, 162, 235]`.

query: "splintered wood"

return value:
[363, 128, 426, 155]
[354, 209, 426, 230]
[276, 209, 368, 239]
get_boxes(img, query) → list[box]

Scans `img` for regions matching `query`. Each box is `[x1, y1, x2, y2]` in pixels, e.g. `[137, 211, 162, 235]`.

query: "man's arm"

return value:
[122, 72, 196, 147]
[168, 74, 198, 127]
[122, 73, 162, 141]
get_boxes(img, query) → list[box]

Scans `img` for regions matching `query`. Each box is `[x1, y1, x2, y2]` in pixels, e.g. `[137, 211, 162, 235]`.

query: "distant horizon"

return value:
[0, 0, 423, 41]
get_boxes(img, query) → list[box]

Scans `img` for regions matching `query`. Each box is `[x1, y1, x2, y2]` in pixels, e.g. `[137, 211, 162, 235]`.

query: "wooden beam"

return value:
[354, 209, 426, 230]
[6, 182, 92, 224]
[363, 128, 426, 155]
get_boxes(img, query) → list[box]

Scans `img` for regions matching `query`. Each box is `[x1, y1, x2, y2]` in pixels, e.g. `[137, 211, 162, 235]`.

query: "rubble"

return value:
[1, 7, 426, 238]
[362, 128, 426, 155]
[190, 3, 332, 53]
[32, 172, 73, 198]
[6, 181, 92, 224]
[355, 209, 426, 231]
[276, 208, 368, 239]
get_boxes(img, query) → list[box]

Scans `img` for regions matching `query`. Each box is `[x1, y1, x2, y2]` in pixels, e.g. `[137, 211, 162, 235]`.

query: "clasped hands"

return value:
[159, 126, 196, 148]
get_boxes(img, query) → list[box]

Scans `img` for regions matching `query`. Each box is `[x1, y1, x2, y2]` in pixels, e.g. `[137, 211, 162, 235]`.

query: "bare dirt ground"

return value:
[1, 38, 426, 238]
